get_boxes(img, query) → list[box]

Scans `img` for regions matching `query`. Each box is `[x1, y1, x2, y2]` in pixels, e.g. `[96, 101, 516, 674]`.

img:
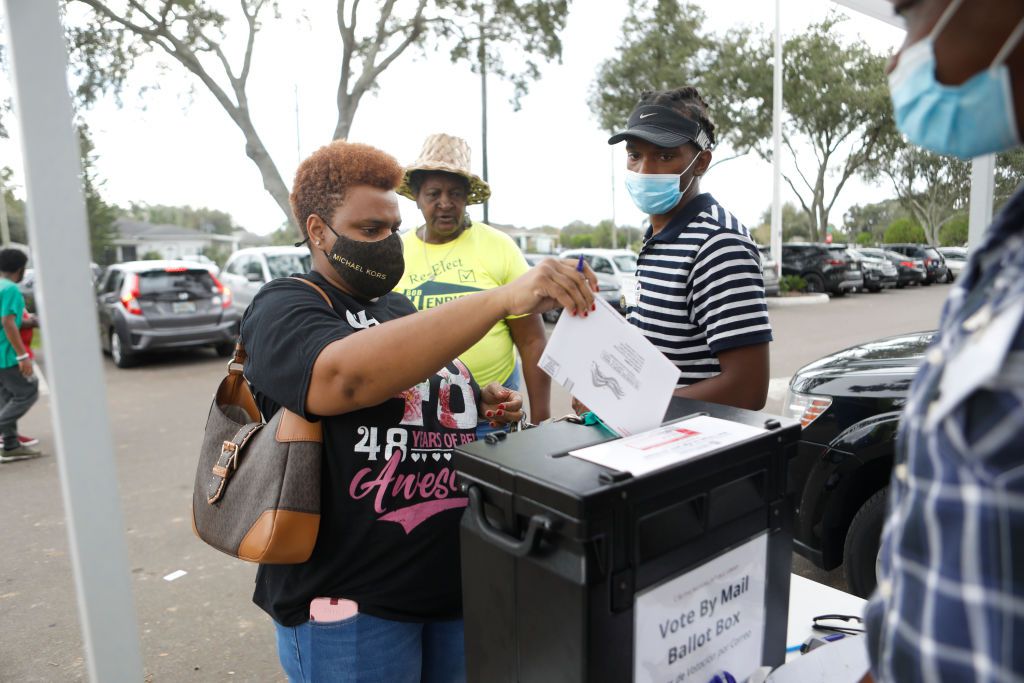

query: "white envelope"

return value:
[538, 297, 681, 436]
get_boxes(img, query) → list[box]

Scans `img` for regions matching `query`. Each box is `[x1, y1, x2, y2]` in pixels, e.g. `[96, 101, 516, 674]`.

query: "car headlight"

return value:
[782, 389, 833, 429]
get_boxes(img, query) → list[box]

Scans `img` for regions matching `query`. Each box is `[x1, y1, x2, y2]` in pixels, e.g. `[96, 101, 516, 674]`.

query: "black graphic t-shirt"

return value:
[240, 271, 480, 626]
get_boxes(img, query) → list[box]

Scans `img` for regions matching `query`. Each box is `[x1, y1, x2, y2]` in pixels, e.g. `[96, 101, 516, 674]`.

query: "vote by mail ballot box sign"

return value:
[634, 533, 768, 683]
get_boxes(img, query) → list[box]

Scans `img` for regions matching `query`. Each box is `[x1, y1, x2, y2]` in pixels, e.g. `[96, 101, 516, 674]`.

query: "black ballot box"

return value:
[453, 398, 801, 683]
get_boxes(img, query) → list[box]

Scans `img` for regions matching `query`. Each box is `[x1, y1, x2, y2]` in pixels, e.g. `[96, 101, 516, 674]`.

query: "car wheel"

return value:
[843, 488, 888, 599]
[542, 308, 562, 324]
[803, 273, 825, 294]
[109, 328, 135, 369]
[214, 342, 236, 358]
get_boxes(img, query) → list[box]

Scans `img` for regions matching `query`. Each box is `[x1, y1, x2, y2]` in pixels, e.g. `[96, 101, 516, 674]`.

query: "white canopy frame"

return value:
[1, 1, 143, 680]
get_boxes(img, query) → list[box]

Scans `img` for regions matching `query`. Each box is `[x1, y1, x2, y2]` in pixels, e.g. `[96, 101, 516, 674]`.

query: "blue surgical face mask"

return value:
[624, 152, 703, 215]
[888, 0, 1024, 159]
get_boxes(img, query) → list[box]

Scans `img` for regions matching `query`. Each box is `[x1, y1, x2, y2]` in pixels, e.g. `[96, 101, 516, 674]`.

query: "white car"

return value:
[219, 246, 311, 312]
[937, 247, 967, 281]
[557, 248, 639, 320]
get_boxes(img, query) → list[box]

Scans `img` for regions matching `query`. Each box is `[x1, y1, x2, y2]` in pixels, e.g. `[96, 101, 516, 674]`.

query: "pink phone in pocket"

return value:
[309, 597, 359, 623]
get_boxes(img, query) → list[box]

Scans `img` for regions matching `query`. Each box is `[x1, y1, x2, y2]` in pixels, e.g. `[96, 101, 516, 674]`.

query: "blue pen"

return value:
[576, 254, 585, 273]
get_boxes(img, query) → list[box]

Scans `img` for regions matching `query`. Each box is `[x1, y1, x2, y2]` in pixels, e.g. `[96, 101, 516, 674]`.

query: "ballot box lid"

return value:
[454, 398, 800, 522]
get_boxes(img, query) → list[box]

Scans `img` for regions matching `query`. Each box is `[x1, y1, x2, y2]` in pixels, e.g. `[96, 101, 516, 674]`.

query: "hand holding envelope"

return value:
[538, 298, 681, 436]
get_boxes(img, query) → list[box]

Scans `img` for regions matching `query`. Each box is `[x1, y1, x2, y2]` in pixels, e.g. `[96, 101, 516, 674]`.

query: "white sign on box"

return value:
[538, 297, 681, 436]
[569, 415, 766, 477]
[634, 533, 768, 683]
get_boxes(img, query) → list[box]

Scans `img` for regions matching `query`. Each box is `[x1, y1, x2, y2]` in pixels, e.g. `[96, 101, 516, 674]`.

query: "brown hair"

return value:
[290, 140, 404, 237]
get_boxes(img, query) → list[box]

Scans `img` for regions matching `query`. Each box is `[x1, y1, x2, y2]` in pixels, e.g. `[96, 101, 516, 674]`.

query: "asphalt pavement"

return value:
[0, 283, 952, 682]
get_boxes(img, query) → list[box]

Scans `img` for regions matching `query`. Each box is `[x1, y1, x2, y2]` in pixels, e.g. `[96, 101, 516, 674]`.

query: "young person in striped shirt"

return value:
[605, 87, 772, 410]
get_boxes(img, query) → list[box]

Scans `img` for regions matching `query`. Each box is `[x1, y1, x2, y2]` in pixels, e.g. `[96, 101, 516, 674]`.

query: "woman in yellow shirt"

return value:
[395, 134, 550, 437]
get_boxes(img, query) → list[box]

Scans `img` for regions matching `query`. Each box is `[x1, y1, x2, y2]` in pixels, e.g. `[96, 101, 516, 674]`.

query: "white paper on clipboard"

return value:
[568, 415, 766, 476]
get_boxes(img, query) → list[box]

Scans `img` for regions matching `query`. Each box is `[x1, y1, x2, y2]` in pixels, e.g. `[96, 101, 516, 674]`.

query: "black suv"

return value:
[96, 260, 241, 368]
[783, 331, 933, 597]
[884, 244, 948, 284]
[781, 243, 862, 296]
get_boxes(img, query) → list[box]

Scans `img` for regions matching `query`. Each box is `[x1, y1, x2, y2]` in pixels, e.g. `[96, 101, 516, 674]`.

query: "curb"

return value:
[766, 294, 830, 308]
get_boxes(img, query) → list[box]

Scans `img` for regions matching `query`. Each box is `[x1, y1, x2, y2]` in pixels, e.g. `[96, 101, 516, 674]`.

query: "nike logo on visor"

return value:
[639, 113, 657, 119]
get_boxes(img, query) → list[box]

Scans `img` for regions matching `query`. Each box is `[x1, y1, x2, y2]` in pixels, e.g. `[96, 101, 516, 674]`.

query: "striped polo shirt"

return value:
[628, 193, 773, 387]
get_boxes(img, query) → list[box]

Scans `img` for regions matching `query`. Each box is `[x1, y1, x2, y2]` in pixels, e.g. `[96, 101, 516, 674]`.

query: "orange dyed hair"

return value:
[290, 140, 404, 237]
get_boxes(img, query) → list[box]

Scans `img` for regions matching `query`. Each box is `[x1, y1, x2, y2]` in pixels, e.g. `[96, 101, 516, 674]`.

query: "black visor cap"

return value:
[608, 105, 711, 150]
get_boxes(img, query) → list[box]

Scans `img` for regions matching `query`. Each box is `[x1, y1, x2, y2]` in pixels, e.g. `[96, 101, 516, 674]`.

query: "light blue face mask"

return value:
[624, 152, 702, 215]
[888, 0, 1024, 159]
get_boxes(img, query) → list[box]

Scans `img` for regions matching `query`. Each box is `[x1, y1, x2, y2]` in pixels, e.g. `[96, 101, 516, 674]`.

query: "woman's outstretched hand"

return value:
[479, 383, 524, 428]
[501, 258, 598, 318]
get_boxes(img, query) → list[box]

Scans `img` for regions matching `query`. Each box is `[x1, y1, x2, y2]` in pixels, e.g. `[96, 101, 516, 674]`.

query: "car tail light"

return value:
[211, 273, 232, 309]
[782, 389, 833, 429]
[827, 259, 845, 266]
[899, 260, 914, 268]
[164, 266, 188, 273]
[119, 273, 142, 315]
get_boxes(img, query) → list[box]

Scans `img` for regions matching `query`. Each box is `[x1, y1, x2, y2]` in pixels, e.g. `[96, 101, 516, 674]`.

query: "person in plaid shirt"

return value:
[864, 1, 1024, 681]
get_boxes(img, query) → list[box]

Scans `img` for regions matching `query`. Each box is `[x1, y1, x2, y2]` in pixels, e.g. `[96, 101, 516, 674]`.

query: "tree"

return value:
[855, 231, 874, 246]
[843, 198, 907, 240]
[588, 0, 711, 134]
[127, 203, 238, 235]
[78, 126, 120, 264]
[66, 1, 572, 234]
[709, 15, 895, 241]
[757, 202, 812, 242]
[938, 215, 968, 247]
[883, 217, 925, 244]
[882, 145, 970, 246]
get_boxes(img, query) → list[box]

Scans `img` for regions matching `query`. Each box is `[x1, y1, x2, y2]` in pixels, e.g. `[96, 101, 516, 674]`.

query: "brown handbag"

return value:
[191, 278, 332, 564]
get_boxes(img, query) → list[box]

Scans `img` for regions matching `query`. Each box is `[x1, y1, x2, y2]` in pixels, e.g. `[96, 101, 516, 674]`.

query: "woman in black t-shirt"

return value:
[241, 140, 596, 683]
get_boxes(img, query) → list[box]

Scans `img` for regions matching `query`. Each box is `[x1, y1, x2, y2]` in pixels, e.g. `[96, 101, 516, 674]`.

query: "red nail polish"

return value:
[498, 404, 505, 410]
[485, 410, 494, 417]
[497, 410, 504, 416]
[591, 303, 596, 311]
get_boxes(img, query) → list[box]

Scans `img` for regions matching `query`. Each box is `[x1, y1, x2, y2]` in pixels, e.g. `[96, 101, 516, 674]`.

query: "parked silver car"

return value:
[757, 246, 781, 297]
[937, 246, 967, 281]
[553, 248, 638, 322]
[96, 260, 240, 368]
[219, 246, 312, 312]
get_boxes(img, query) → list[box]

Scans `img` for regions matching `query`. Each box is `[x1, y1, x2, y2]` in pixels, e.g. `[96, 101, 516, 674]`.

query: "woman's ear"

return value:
[306, 214, 325, 247]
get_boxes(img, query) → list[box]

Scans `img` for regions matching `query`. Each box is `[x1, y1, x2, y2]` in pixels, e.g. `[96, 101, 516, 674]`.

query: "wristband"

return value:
[16, 353, 30, 361]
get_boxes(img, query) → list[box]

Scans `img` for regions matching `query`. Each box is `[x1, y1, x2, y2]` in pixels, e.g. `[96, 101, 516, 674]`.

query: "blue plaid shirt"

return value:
[865, 185, 1024, 682]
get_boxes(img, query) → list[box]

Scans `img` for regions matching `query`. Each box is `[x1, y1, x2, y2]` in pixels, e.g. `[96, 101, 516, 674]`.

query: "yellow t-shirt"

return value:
[396, 222, 529, 387]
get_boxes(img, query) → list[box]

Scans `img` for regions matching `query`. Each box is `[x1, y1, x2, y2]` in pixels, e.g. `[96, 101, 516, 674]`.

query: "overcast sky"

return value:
[0, 0, 905, 237]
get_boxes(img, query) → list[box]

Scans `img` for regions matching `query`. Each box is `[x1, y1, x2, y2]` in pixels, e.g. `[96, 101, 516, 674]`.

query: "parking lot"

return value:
[0, 283, 951, 682]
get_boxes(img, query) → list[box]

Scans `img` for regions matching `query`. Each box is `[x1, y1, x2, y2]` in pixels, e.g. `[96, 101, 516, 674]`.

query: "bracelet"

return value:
[16, 353, 30, 361]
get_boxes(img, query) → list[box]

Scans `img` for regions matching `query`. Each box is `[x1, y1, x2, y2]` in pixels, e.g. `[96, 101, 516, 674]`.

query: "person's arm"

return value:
[2, 314, 32, 377]
[672, 343, 769, 410]
[507, 314, 551, 423]
[307, 259, 596, 416]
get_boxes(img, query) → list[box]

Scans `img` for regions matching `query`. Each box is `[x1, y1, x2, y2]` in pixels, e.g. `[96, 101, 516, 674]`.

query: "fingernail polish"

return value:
[498, 404, 505, 410]
[485, 411, 494, 418]
[497, 410, 504, 416]
[591, 303, 596, 311]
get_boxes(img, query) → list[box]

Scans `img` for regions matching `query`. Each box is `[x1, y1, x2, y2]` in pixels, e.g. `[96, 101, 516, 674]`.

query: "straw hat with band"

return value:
[607, 104, 714, 151]
[397, 133, 491, 205]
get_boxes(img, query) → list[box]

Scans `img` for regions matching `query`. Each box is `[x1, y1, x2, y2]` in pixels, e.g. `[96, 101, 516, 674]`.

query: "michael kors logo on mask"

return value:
[331, 253, 388, 280]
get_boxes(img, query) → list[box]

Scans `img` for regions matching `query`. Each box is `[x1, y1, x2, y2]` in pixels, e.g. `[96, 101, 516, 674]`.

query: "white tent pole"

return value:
[1, 1, 144, 681]
[770, 0, 783, 275]
[968, 155, 996, 248]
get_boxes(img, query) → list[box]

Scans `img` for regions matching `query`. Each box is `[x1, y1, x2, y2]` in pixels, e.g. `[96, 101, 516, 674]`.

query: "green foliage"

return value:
[1, 167, 28, 244]
[757, 202, 812, 241]
[938, 215, 968, 247]
[560, 219, 643, 250]
[443, 1, 571, 109]
[855, 231, 874, 247]
[883, 218, 926, 244]
[844, 199, 907, 240]
[779, 275, 806, 294]
[141, 250, 163, 260]
[78, 125, 119, 265]
[588, 0, 710, 133]
[202, 245, 233, 267]
[128, 203, 238, 235]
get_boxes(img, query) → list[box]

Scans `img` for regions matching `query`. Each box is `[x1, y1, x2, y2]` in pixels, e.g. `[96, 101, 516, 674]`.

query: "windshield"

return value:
[266, 253, 311, 280]
[613, 254, 638, 273]
[138, 270, 216, 297]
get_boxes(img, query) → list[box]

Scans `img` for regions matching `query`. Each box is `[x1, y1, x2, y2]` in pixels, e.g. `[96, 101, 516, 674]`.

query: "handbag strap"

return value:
[207, 421, 265, 504]
[227, 276, 334, 373]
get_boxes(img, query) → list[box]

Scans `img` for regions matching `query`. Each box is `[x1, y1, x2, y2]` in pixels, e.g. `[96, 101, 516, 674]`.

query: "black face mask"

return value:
[316, 222, 405, 300]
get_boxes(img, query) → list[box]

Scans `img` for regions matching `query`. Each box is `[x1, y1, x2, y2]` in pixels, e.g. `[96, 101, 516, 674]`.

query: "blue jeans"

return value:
[474, 363, 520, 441]
[274, 614, 466, 683]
